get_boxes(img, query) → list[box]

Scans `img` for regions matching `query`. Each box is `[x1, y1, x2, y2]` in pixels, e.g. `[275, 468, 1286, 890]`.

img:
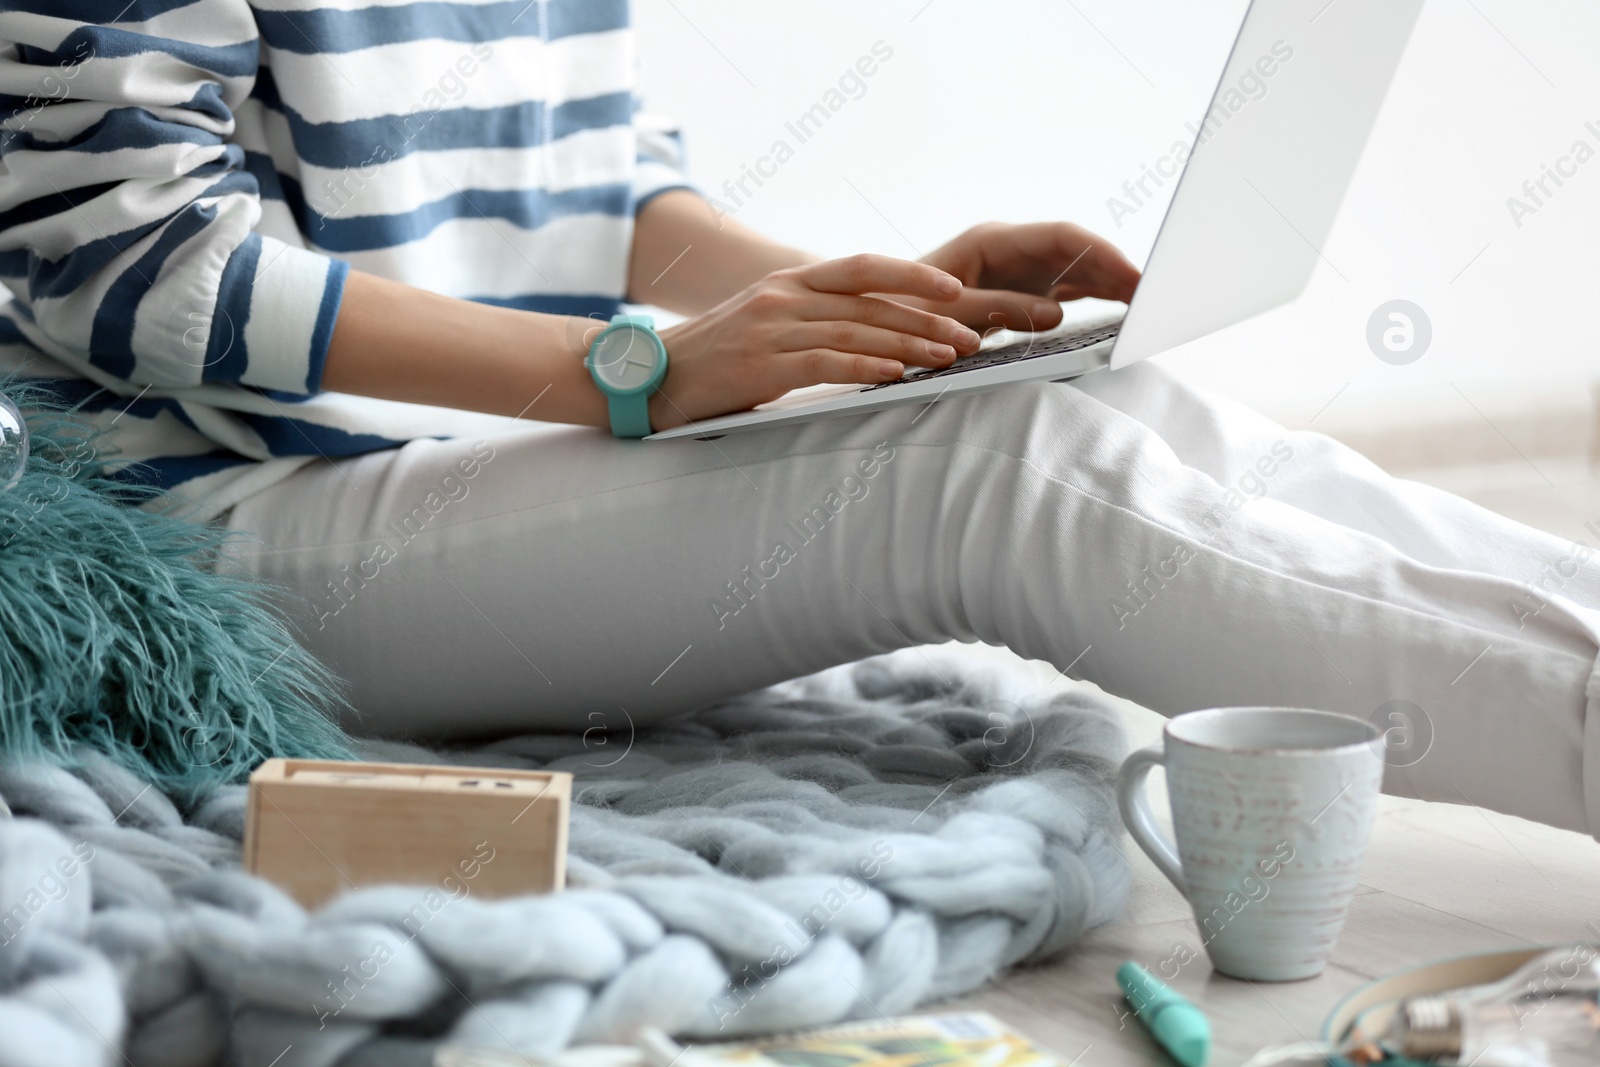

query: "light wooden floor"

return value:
[944, 458, 1600, 1065]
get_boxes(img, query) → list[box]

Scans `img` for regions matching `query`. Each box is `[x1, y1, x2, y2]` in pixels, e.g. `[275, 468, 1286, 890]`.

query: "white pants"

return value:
[221, 364, 1600, 836]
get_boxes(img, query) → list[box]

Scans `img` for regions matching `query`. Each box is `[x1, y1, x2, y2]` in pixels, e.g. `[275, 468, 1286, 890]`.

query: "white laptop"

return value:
[648, 0, 1423, 441]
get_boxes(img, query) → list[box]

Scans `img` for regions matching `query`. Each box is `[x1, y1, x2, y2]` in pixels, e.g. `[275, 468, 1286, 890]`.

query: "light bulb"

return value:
[0, 393, 27, 492]
[1241, 945, 1600, 1067]
[1381, 945, 1600, 1066]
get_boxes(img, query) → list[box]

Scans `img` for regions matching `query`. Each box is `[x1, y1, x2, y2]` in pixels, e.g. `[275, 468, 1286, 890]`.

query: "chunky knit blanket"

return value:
[0, 648, 1128, 1067]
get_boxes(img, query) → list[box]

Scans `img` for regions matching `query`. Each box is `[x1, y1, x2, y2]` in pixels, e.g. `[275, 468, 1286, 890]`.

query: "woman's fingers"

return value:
[956, 288, 1067, 335]
[1050, 279, 1138, 304]
[800, 293, 981, 353]
[799, 254, 962, 301]
[976, 222, 1141, 302]
[777, 321, 959, 368]
[776, 349, 906, 390]
[1045, 227, 1142, 302]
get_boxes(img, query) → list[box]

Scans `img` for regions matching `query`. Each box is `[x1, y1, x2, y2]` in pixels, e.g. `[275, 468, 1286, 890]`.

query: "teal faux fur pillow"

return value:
[0, 387, 352, 805]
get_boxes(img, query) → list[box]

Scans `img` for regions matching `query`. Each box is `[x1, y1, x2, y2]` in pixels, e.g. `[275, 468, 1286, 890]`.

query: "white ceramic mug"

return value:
[1118, 707, 1385, 981]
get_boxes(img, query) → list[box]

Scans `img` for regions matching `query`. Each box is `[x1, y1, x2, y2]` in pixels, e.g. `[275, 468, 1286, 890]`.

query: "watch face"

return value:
[590, 326, 661, 392]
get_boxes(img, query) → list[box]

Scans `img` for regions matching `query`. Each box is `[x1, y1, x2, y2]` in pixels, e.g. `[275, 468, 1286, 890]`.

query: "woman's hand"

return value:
[903, 222, 1143, 336]
[643, 254, 983, 431]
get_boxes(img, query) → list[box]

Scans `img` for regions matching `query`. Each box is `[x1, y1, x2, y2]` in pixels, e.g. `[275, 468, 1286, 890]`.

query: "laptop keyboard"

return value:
[861, 319, 1123, 391]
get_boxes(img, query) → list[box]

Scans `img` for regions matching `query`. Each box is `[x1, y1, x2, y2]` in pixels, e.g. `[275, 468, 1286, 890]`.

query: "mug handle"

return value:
[1116, 745, 1187, 895]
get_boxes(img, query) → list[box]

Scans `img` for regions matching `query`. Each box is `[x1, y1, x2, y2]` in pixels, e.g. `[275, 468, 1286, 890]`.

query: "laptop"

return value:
[648, 0, 1424, 441]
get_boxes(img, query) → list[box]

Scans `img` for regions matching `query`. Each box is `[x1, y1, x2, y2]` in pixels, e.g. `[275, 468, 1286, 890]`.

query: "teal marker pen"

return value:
[1117, 960, 1211, 1067]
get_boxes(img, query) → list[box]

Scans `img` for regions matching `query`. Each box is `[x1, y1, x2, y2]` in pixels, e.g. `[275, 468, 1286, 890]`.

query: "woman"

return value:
[3, 2, 1597, 837]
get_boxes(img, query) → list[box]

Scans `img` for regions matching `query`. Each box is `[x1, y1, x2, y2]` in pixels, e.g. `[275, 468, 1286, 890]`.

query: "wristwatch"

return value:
[585, 313, 669, 438]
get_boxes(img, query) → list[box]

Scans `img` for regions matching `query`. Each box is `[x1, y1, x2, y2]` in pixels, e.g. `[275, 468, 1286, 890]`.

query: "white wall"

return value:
[634, 0, 1600, 431]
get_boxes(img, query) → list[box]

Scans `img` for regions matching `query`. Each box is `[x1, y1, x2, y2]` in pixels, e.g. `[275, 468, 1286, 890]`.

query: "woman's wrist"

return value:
[646, 335, 693, 434]
[514, 309, 610, 429]
[629, 190, 818, 314]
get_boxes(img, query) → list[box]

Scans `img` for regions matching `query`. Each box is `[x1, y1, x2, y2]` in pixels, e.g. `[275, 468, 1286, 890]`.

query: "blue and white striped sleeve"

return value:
[632, 100, 699, 214]
[0, 2, 346, 397]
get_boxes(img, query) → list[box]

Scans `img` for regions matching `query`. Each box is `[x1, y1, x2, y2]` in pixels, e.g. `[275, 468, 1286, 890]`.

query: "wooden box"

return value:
[244, 758, 571, 909]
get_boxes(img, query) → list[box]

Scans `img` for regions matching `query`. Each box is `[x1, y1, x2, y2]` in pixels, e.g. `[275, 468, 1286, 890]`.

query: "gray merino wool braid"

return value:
[0, 648, 1129, 1067]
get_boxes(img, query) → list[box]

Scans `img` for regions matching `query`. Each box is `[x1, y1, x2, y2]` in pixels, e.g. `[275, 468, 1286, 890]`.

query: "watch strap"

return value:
[607, 393, 653, 438]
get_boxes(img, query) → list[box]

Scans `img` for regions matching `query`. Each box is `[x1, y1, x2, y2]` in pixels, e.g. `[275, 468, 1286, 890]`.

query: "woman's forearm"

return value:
[321, 270, 611, 428]
[320, 191, 820, 428]
[628, 189, 818, 313]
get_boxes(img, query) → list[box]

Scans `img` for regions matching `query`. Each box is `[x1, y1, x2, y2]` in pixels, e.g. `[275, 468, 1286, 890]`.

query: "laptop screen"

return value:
[1110, 0, 1426, 368]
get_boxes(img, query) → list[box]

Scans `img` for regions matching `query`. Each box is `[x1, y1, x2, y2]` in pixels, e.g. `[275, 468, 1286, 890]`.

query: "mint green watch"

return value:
[585, 313, 669, 438]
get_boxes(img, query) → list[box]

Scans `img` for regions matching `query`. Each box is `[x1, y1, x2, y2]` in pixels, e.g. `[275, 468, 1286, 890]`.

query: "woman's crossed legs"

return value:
[223, 365, 1600, 835]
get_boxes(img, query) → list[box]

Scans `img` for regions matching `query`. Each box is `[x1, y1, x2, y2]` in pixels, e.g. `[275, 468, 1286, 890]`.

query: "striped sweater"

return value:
[0, 0, 694, 521]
